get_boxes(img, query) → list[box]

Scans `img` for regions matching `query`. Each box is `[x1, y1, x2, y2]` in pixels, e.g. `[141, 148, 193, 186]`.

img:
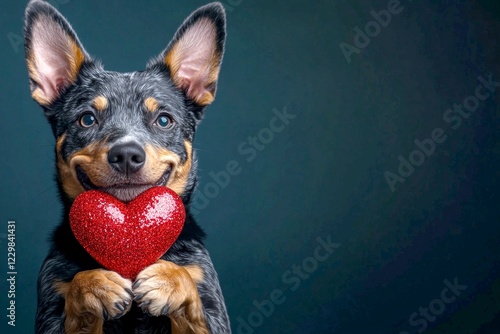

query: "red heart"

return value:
[69, 186, 185, 279]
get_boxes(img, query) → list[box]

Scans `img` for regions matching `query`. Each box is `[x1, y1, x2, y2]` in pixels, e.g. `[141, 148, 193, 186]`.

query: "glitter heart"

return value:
[69, 186, 185, 279]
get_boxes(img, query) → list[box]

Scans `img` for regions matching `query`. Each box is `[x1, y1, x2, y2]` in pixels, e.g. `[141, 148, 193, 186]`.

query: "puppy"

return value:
[24, 0, 231, 333]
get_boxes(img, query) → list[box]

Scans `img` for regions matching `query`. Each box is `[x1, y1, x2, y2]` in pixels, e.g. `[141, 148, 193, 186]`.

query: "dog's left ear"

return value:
[149, 2, 226, 106]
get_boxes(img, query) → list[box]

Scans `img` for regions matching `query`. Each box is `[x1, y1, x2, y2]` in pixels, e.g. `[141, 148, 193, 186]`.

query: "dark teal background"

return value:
[1, 0, 499, 333]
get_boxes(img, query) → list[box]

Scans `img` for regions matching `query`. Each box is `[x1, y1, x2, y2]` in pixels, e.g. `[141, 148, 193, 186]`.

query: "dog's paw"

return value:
[133, 260, 204, 320]
[60, 269, 133, 323]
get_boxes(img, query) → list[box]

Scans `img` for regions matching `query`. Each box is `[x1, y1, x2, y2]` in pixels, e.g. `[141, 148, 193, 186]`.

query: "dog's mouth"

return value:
[76, 166, 172, 202]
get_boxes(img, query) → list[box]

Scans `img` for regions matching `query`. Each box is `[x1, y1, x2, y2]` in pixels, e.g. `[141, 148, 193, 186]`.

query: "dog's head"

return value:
[24, 1, 225, 203]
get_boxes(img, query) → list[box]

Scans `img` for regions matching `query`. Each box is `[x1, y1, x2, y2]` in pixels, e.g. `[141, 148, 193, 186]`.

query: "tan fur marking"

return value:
[183, 264, 204, 284]
[168, 141, 193, 195]
[32, 88, 52, 106]
[196, 91, 215, 106]
[165, 43, 181, 79]
[93, 96, 108, 112]
[134, 261, 208, 334]
[144, 97, 160, 113]
[56, 134, 84, 199]
[196, 51, 223, 105]
[57, 135, 111, 199]
[54, 281, 70, 296]
[26, 56, 52, 106]
[26, 57, 39, 83]
[143, 140, 193, 196]
[55, 270, 132, 334]
[68, 40, 85, 83]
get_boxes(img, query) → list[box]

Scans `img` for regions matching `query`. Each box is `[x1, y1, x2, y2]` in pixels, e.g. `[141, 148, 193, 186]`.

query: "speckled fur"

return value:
[24, 0, 231, 333]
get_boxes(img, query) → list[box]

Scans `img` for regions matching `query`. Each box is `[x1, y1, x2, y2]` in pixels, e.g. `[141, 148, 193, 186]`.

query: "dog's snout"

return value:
[107, 143, 146, 174]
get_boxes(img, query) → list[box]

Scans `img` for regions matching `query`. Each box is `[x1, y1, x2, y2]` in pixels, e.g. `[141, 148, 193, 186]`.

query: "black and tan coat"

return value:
[24, 0, 231, 333]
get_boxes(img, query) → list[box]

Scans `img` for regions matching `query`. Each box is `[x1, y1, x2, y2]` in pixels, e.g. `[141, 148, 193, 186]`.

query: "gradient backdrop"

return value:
[1, 0, 499, 333]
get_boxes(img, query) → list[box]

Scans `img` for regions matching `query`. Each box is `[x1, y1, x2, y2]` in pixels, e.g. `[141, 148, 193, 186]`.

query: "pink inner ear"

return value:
[30, 17, 75, 102]
[174, 18, 217, 100]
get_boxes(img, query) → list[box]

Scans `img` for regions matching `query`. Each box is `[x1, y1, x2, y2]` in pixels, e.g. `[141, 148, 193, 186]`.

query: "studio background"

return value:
[1, 0, 499, 333]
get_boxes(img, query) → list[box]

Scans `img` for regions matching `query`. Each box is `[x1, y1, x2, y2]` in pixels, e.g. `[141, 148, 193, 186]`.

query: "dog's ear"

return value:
[24, 0, 88, 106]
[149, 3, 226, 106]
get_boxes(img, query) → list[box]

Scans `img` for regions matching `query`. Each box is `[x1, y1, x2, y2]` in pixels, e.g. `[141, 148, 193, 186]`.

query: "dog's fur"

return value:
[24, 1, 231, 333]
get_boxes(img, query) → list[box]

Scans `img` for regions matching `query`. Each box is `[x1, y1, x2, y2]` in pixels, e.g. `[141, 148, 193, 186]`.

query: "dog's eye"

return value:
[79, 113, 97, 128]
[155, 114, 173, 129]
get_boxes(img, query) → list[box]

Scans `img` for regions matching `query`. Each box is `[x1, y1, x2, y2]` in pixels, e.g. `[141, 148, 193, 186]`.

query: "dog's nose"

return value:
[107, 143, 146, 174]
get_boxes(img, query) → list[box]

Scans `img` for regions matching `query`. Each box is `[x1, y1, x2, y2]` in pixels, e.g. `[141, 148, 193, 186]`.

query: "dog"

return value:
[24, 0, 231, 333]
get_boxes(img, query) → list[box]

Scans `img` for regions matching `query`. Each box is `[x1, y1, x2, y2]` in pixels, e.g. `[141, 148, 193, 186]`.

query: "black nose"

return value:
[107, 143, 146, 174]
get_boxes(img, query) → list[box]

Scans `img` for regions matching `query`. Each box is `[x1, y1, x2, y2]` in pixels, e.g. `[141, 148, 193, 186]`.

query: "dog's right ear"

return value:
[24, 0, 88, 106]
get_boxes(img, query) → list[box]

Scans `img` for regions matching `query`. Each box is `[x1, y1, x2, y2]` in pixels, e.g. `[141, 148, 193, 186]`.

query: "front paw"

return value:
[133, 260, 202, 317]
[63, 269, 133, 322]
